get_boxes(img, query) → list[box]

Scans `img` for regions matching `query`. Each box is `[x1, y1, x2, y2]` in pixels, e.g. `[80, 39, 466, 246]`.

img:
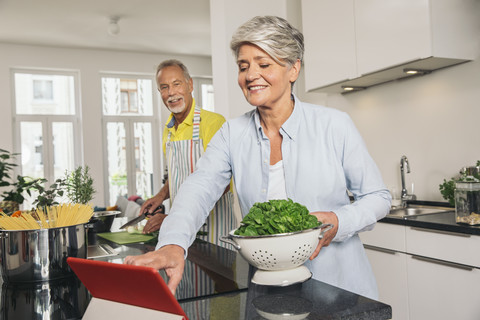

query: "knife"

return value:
[120, 204, 165, 229]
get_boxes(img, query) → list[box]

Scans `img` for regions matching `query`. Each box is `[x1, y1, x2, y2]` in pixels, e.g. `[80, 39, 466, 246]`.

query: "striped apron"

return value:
[166, 105, 236, 248]
[165, 105, 236, 313]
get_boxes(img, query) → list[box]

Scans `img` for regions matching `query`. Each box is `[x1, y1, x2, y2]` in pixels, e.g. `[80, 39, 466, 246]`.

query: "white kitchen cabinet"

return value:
[360, 222, 480, 320]
[406, 226, 480, 268]
[354, 0, 431, 75]
[301, 0, 478, 93]
[361, 223, 408, 320]
[360, 222, 406, 252]
[300, 0, 357, 90]
[407, 255, 480, 320]
[364, 246, 409, 320]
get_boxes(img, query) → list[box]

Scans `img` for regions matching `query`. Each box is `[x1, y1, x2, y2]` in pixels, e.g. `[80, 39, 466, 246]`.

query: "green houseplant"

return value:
[2, 175, 46, 207]
[32, 166, 95, 211]
[33, 178, 67, 209]
[65, 166, 96, 204]
[439, 160, 480, 206]
[0, 149, 33, 213]
[0, 148, 18, 188]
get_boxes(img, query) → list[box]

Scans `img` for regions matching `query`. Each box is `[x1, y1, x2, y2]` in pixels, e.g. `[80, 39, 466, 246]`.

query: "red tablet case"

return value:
[67, 257, 188, 319]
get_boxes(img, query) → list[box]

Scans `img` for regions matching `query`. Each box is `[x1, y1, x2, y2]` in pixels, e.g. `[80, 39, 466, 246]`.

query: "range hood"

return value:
[309, 57, 470, 95]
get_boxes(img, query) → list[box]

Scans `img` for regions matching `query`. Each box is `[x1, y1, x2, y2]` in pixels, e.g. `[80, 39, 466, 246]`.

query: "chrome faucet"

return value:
[400, 155, 416, 206]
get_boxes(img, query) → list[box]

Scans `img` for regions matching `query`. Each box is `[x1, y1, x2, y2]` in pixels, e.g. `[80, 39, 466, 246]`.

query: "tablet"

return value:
[67, 257, 188, 319]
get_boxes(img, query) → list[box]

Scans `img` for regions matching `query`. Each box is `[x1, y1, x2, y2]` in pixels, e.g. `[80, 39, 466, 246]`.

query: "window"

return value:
[12, 69, 81, 209]
[101, 75, 160, 206]
[120, 79, 139, 113]
[33, 79, 53, 101]
[192, 77, 214, 111]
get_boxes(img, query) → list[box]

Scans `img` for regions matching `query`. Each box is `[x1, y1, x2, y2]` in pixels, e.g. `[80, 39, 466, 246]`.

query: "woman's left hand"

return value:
[309, 211, 339, 260]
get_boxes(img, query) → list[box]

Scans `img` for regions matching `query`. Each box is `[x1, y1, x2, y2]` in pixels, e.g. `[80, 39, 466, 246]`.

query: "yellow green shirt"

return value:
[162, 99, 226, 155]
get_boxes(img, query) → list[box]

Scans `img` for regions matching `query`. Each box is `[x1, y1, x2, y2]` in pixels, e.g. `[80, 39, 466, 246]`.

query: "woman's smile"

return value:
[237, 44, 299, 110]
[248, 85, 267, 92]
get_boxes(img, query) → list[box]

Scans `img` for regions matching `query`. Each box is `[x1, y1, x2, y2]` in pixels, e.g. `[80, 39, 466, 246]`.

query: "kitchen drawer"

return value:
[407, 254, 480, 320]
[364, 247, 409, 320]
[360, 222, 406, 252]
[406, 226, 480, 268]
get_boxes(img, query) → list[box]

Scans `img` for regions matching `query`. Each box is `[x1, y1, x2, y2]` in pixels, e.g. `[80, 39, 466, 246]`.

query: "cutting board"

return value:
[97, 231, 156, 244]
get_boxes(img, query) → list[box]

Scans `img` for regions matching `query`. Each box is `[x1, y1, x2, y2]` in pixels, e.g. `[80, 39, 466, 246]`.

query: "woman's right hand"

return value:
[124, 245, 185, 295]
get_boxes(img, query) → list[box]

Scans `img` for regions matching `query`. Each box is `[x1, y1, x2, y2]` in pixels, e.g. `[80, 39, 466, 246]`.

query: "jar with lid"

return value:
[455, 181, 480, 225]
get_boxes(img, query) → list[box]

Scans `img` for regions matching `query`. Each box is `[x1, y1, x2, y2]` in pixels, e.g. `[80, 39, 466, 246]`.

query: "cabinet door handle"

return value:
[410, 227, 471, 238]
[364, 244, 397, 255]
[411, 255, 473, 271]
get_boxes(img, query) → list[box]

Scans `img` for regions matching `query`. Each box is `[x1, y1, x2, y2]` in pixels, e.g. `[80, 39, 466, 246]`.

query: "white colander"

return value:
[220, 223, 333, 285]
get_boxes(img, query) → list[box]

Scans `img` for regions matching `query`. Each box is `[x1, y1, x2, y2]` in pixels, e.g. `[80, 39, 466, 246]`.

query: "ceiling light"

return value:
[403, 68, 431, 76]
[108, 16, 120, 36]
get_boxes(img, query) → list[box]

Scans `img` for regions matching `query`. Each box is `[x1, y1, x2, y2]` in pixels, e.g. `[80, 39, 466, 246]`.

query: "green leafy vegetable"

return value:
[234, 199, 320, 236]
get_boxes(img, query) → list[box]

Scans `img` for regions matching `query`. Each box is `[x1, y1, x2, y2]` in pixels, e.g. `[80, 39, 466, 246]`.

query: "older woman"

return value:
[125, 16, 391, 299]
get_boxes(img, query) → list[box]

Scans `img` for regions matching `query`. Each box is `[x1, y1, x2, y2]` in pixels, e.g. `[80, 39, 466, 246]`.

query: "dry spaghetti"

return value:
[0, 204, 94, 230]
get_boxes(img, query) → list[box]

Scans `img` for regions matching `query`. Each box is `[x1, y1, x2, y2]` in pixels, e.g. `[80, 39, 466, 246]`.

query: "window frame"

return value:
[100, 72, 162, 206]
[11, 68, 83, 184]
[192, 76, 214, 111]
[120, 78, 139, 113]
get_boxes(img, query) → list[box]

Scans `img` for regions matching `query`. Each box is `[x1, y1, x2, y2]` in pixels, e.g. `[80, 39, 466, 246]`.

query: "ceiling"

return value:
[0, 0, 212, 56]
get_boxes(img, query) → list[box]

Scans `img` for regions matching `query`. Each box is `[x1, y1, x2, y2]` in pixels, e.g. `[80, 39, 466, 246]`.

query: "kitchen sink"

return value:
[388, 206, 453, 219]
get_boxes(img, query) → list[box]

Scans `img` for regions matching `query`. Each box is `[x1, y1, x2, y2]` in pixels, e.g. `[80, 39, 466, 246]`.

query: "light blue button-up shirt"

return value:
[157, 95, 391, 299]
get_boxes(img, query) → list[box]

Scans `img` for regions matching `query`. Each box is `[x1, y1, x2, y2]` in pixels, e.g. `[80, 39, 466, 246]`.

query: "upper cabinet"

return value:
[301, 0, 479, 94]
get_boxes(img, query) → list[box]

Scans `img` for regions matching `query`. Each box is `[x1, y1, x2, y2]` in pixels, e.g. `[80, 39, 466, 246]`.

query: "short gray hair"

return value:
[156, 59, 191, 82]
[230, 16, 304, 66]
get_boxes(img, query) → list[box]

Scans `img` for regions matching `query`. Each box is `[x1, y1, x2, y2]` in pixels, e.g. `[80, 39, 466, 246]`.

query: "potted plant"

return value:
[65, 166, 96, 204]
[1, 175, 46, 213]
[0, 148, 17, 188]
[33, 178, 67, 209]
[0, 149, 22, 213]
[439, 160, 480, 206]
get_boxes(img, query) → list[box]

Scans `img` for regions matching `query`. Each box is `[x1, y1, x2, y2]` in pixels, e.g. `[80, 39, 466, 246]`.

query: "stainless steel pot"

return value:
[0, 223, 87, 283]
[1, 277, 89, 319]
[85, 210, 121, 233]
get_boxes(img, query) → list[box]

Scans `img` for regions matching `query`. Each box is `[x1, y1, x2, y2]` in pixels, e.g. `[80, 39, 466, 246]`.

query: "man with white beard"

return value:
[139, 59, 236, 249]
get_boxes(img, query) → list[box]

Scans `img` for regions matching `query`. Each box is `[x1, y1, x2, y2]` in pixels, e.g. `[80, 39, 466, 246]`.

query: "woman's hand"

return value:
[309, 211, 339, 260]
[143, 213, 167, 234]
[124, 245, 185, 295]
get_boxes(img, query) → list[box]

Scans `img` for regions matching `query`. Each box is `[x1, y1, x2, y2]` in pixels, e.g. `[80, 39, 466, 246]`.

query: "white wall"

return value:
[0, 42, 212, 206]
[298, 56, 480, 201]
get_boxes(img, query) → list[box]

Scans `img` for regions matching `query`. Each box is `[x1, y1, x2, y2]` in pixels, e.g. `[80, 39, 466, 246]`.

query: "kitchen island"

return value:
[0, 218, 392, 319]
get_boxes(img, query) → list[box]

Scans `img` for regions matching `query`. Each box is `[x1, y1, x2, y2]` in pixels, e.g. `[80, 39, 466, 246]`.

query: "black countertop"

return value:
[182, 276, 393, 320]
[0, 218, 392, 319]
[381, 209, 480, 236]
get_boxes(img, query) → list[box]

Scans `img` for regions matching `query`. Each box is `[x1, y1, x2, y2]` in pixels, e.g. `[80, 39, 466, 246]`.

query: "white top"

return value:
[267, 160, 287, 200]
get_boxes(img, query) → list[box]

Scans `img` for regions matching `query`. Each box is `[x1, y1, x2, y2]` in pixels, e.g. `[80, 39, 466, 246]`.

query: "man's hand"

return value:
[309, 211, 339, 260]
[124, 245, 185, 295]
[140, 194, 164, 215]
[140, 181, 169, 215]
[143, 213, 167, 234]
